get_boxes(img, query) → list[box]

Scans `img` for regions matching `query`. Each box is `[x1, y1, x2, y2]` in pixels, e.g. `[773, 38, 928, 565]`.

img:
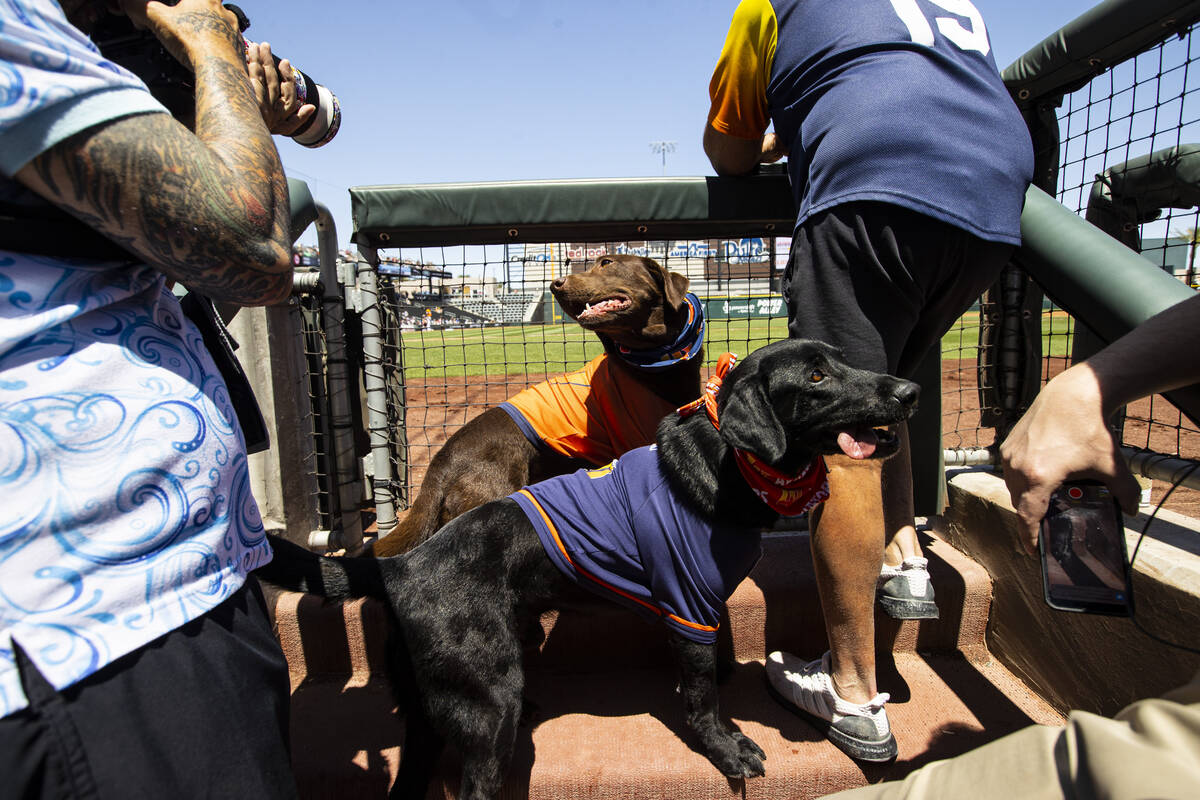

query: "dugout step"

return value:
[285, 651, 1061, 799]
[268, 528, 992, 681]
[270, 527, 1020, 798]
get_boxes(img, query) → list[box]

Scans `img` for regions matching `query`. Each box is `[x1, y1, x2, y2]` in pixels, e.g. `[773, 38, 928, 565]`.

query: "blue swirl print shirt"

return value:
[511, 445, 763, 645]
[0, 1, 272, 717]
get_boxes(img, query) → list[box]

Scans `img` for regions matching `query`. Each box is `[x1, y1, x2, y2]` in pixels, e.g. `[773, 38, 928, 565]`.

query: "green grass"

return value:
[940, 311, 1074, 359]
[396, 312, 1073, 378]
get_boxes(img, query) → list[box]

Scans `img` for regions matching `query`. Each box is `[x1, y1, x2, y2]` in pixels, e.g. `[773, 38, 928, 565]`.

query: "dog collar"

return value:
[677, 350, 736, 423]
[677, 351, 830, 517]
[614, 293, 705, 371]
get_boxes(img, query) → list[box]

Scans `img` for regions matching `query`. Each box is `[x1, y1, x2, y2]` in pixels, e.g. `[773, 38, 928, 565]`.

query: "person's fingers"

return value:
[1108, 465, 1144, 517]
[293, 104, 316, 126]
[1003, 467, 1048, 555]
[245, 44, 269, 108]
[277, 58, 298, 111]
[1075, 445, 1141, 518]
[257, 42, 281, 107]
[1014, 495, 1047, 555]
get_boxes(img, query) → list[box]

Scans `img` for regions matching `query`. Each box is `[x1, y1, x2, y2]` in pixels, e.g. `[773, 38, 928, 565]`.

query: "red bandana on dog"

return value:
[677, 352, 830, 517]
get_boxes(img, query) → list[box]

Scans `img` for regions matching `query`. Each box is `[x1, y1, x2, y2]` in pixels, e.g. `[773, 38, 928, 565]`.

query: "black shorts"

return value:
[782, 201, 1014, 378]
[0, 577, 297, 800]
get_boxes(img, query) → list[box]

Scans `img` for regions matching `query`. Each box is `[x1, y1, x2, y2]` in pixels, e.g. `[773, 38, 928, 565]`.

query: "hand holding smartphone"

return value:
[1038, 480, 1134, 616]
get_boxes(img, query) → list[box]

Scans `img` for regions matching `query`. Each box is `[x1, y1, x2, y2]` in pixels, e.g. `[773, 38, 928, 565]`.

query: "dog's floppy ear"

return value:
[644, 257, 690, 312]
[718, 362, 788, 463]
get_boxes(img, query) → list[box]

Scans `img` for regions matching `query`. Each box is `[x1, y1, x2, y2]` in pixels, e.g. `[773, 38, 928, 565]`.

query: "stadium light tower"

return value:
[649, 140, 677, 175]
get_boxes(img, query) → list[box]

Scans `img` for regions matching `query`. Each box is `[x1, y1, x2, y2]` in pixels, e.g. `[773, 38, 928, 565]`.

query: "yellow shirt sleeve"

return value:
[708, 0, 778, 140]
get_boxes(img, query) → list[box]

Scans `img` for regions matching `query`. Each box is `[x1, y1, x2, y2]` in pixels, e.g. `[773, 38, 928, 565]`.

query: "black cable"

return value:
[1126, 461, 1200, 655]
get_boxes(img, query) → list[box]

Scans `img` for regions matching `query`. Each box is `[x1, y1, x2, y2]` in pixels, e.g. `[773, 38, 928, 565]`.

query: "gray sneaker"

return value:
[878, 556, 939, 619]
[764, 650, 897, 762]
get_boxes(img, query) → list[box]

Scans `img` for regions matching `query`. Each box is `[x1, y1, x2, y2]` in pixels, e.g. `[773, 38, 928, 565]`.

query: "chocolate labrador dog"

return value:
[258, 338, 919, 799]
[372, 254, 704, 556]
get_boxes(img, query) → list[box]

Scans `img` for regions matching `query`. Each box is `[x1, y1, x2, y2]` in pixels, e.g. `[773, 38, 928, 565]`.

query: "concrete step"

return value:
[269, 528, 1055, 798]
[269, 529, 993, 679]
[286, 652, 1062, 799]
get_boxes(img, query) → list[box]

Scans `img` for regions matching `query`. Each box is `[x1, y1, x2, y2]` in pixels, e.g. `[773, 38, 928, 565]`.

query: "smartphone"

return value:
[1038, 480, 1134, 616]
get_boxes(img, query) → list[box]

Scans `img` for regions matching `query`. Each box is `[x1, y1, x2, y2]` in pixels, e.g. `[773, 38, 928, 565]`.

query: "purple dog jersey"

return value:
[510, 444, 763, 644]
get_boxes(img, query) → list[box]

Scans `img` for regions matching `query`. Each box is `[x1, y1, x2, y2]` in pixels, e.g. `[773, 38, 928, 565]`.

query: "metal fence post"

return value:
[356, 246, 398, 532]
[978, 263, 1043, 445]
[312, 205, 364, 551]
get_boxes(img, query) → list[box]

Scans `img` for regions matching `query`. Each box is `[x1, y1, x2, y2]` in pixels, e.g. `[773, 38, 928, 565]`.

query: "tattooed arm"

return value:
[13, 0, 293, 306]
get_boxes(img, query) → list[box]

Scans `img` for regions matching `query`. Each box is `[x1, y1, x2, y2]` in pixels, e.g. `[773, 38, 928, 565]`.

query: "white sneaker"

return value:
[764, 650, 897, 762]
[878, 556, 939, 619]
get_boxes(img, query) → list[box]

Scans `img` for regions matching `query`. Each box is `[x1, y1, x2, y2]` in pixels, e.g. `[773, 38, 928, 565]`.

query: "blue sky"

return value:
[257, 0, 1102, 249]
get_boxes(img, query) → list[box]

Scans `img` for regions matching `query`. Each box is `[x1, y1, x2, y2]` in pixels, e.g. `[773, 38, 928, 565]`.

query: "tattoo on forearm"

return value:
[28, 49, 291, 305]
[169, 12, 245, 66]
[174, 11, 238, 40]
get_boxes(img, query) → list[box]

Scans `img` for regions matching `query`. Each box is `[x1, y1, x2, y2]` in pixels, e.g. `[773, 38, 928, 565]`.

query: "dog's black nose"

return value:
[893, 380, 920, 407]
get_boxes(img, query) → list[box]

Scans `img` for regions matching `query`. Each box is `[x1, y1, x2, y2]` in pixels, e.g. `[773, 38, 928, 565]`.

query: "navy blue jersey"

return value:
[709, 0, 1033, 244]
[510, 445, 763, 644]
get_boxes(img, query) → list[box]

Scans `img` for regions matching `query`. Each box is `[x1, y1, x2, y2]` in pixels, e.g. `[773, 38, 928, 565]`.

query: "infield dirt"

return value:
[391, 359, 1200, 518]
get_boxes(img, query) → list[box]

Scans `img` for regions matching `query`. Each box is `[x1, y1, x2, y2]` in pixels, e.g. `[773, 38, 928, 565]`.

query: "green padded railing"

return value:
[1003, 0, 1200, 109]
[350, 173, 795, 248]
[1019, 186, 1200, 426]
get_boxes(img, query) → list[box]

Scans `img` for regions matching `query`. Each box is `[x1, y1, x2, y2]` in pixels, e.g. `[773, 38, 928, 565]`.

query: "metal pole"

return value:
[356, 247, 398, 532]
[943, 448, 998, 467]
[1121, 447, 1200, 492]
[941, 446, 1200, 494]
[310, 204, 364, 552]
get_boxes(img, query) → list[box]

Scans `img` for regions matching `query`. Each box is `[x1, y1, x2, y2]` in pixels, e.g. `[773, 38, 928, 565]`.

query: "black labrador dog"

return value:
[258, 338, 919, 799]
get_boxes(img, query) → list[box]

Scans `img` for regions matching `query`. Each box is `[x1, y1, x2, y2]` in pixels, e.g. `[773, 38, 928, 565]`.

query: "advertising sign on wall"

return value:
[703, 295, 785, 319]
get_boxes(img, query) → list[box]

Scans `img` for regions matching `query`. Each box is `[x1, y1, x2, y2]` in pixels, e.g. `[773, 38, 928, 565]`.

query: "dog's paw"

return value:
[732, 732, 766, 776]
[706, 731, 766, 779]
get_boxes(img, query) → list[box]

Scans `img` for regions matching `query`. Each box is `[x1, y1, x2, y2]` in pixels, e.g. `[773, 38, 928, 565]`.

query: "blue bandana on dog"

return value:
[610, 293, 705, 371]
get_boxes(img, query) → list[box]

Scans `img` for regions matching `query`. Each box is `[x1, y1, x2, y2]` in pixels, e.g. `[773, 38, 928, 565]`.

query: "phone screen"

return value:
[1038, 481, 1133, 616]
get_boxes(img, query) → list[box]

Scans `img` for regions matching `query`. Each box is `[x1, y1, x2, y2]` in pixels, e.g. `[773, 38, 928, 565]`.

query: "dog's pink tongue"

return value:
[837, 427, 878, 460]
[578, 298, 625, 322]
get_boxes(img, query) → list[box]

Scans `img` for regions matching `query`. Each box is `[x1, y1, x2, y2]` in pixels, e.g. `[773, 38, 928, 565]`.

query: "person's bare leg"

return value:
[809, 454, 886, 703]
[766, 451, 898, 761]
[877, 422, 938, 619]
[882, 423, 921, 567]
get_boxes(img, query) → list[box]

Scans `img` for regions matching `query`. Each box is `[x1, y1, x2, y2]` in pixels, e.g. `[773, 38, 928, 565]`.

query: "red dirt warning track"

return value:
[392, 360, 1200, 517]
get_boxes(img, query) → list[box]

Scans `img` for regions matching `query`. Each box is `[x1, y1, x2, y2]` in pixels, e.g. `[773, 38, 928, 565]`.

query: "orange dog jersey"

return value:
[500, 292, 705, 465]
[500, 354, 678, 466]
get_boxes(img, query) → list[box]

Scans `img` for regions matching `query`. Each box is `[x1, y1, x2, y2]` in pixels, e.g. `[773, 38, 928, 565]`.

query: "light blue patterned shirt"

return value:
[0, 0, 272, 717]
